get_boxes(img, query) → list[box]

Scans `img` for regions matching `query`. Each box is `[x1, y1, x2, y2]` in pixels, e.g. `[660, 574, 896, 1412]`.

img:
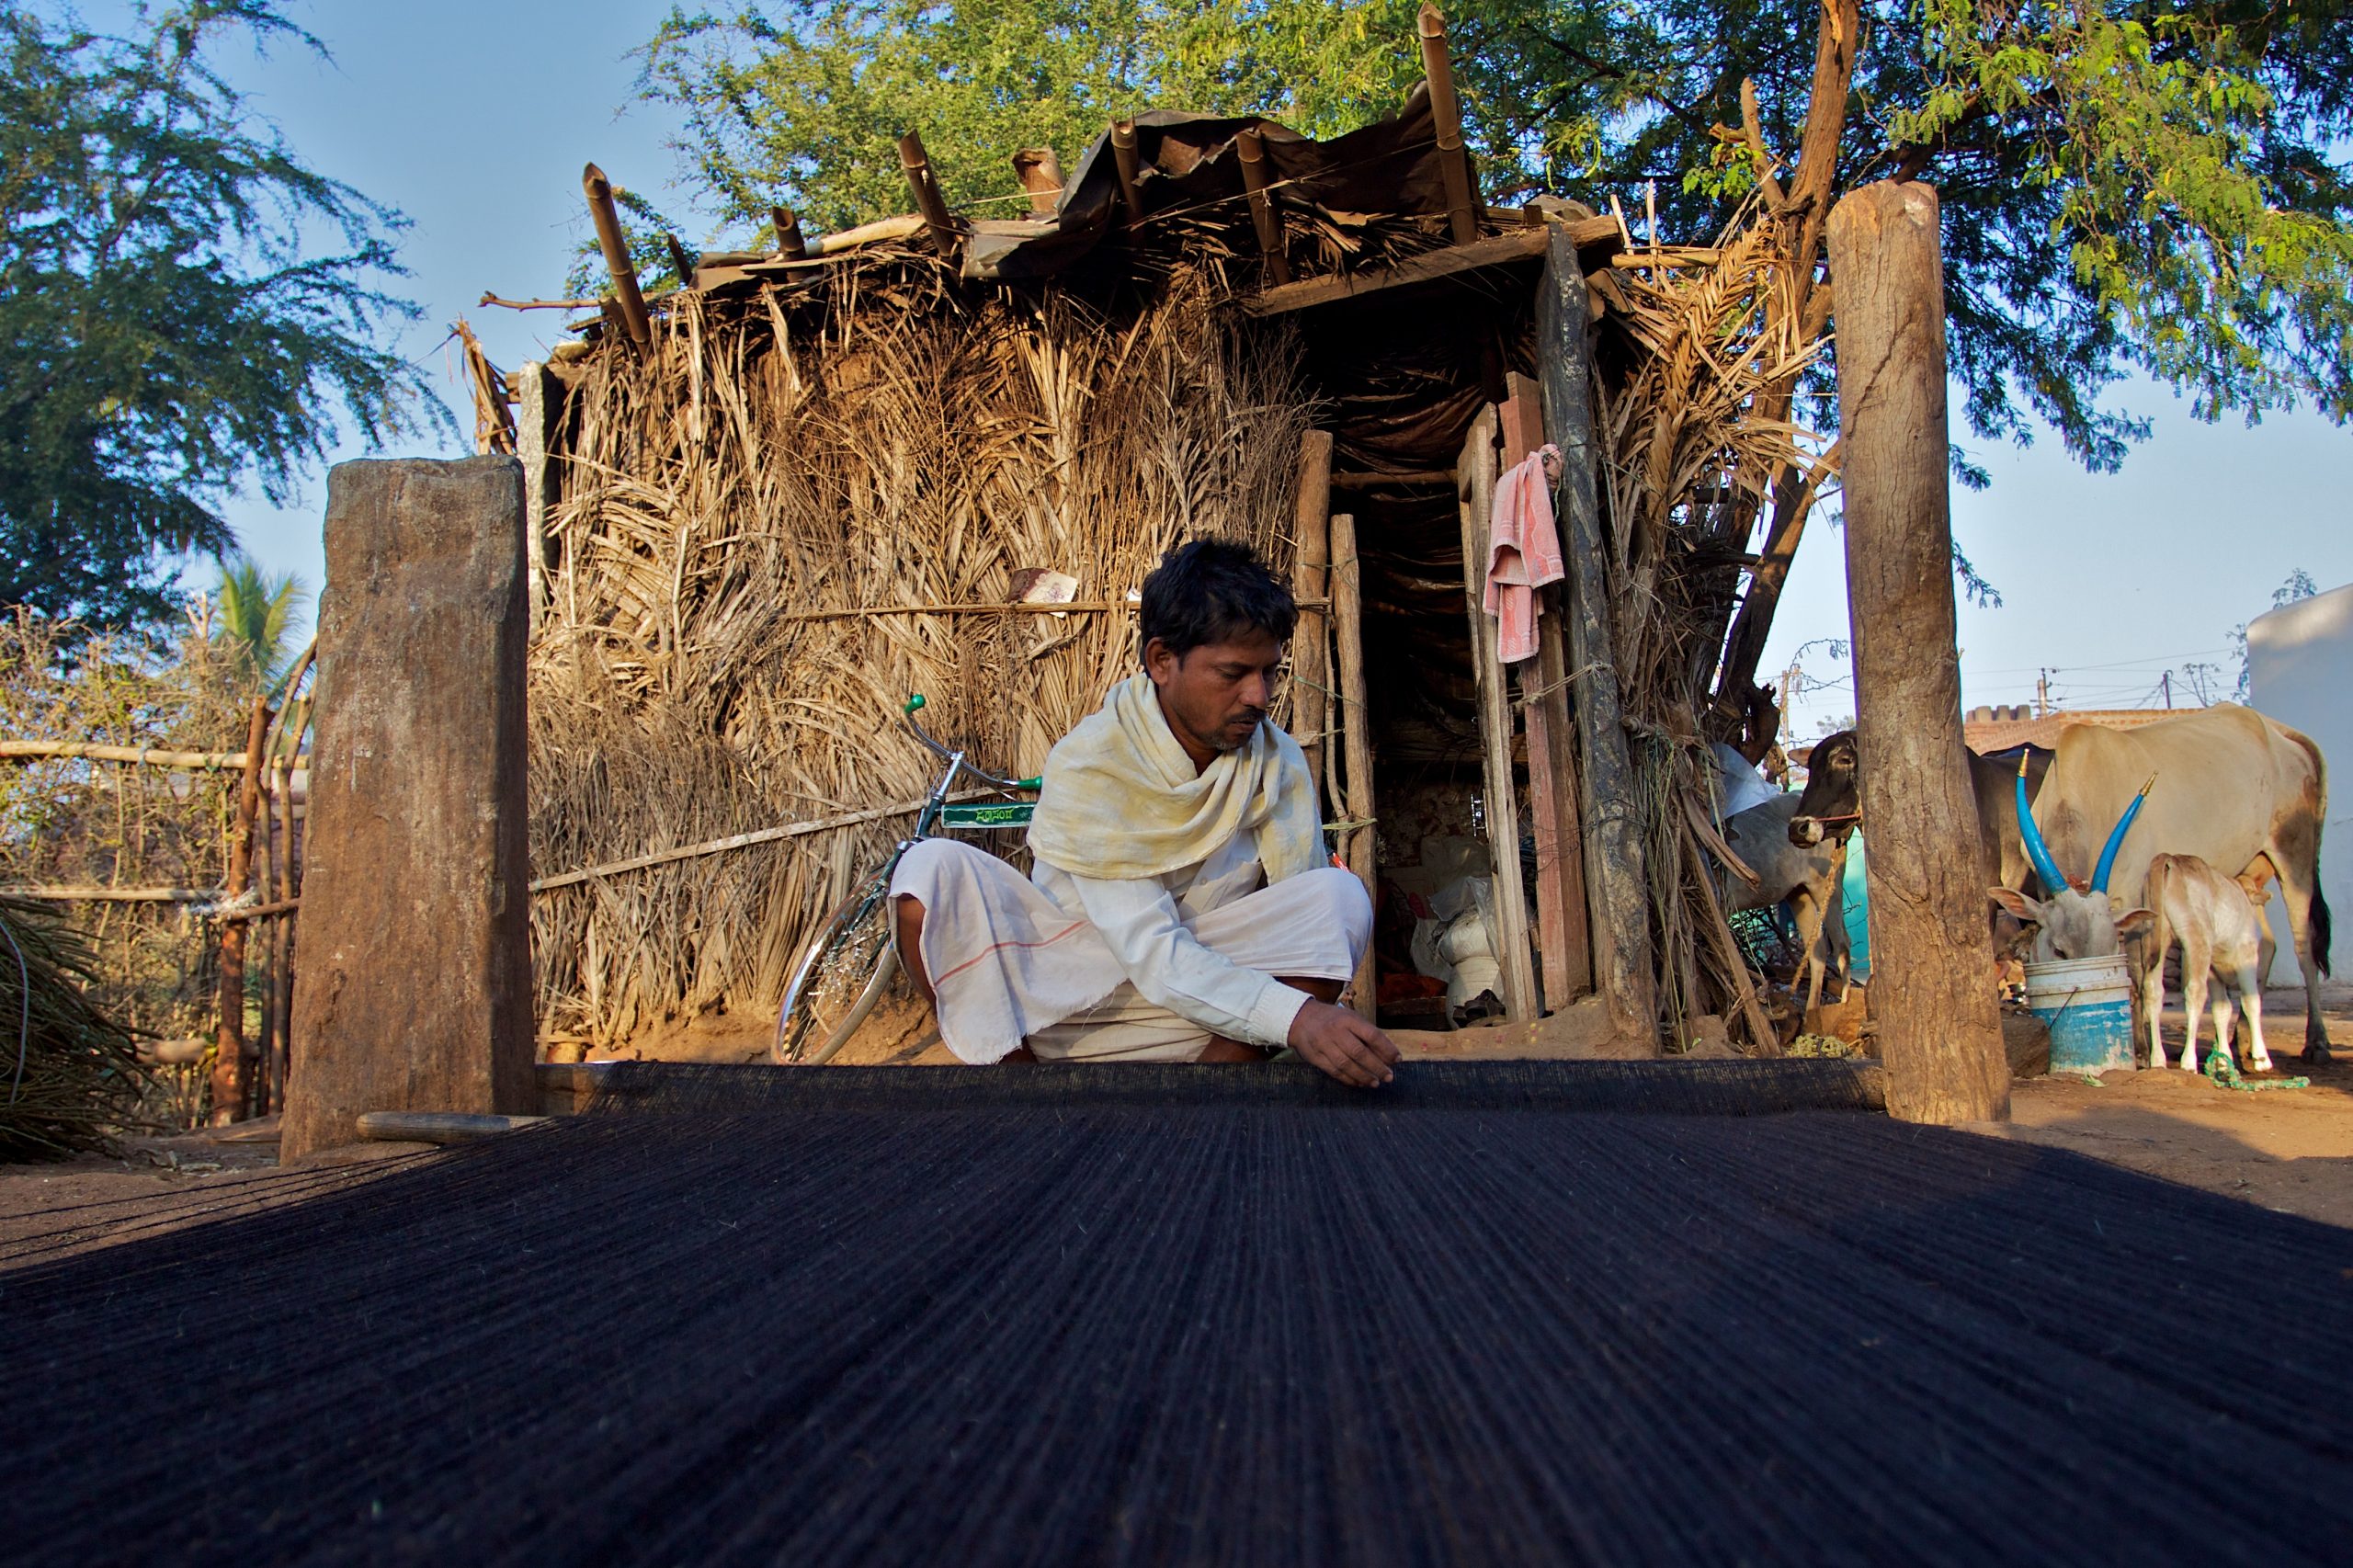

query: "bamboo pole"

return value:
[1456, 406, 1538, 1023]
[898, 132, 959, 246]
[1012, 147, 1063, 215]
[1110, 119, 1145, 228]
[210, 696, 271, 1125]
[581, 164, 654, 357]
[1289, 431, 1335, 798]
[0, 741, 248, 768]
[1416, 4, 1481, 245]
[1828, 178, 2008, 1124]
[771, 205, 808, 260]
[0, 885, 222, 903]
[1234, 127, 1290, 284]
[1329, 510, 1380, 1021]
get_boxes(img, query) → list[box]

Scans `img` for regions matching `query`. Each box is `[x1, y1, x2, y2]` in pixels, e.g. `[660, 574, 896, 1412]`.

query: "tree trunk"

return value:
[1826, 180, 2008, 1124]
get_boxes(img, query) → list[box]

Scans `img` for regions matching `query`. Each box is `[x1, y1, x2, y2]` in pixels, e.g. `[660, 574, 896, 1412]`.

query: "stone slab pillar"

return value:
[282, 457, 533, 1161]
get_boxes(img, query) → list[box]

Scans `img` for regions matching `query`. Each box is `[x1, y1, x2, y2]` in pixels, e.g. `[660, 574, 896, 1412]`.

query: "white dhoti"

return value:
[889, 838, 1370, 1063]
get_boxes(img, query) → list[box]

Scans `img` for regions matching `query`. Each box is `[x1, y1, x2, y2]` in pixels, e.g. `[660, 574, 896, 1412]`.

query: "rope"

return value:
[2203, 1047, 2309, 1093]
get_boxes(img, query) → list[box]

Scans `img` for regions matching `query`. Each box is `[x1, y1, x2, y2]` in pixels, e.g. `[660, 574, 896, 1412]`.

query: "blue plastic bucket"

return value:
[2022, 953, 2136, 1074]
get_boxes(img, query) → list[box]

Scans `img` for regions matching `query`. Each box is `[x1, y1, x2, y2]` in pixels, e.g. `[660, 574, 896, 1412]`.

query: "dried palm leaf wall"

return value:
[1592, 216, 1834, 1050]
[530, 270, 1311, 1048]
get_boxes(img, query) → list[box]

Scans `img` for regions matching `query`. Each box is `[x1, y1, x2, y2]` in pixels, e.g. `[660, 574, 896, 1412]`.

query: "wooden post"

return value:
[1416, 3, 1481, 246]
[209, 695, 269, 1124]
[1234, 127, 1291, 285]
[1537, 230, 1656, 1046]
[897, 131, 959, 245]
[1110, 119, 1145, 229]
[1500, 375, 1592, 1006]
[1456, 406, 1539, 1023]
[581, 164, 653, 357]
[1012, 147, 1063, 215]
[1289, 430, 1334, 798]
[269, 750, 296, 1111]
[283, 458, 535, 1161]
[1329, 511, 1380, 1020]
[516, 361, 556, 638]
[1827, 179, 2007, 1124]
[771, 205, 808, 260]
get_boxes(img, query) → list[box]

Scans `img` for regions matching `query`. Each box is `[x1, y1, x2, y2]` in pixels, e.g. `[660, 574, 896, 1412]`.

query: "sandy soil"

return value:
[1964, 981, 2353, 1229]
[0, 1118, 426, 1270]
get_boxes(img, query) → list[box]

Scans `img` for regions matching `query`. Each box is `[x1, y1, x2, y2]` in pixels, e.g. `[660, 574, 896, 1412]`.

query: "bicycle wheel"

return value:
[772, 873, 902, 1064]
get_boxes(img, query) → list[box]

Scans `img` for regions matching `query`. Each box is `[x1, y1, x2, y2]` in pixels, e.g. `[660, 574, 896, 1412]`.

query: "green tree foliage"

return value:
[0, 1, 434, 631]
[210, 553, 307, 694]
[637, 0, 2353, 468]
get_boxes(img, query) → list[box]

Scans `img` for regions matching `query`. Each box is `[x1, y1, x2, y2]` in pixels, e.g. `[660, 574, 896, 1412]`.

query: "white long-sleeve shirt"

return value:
[1030, 833, 1310, 1049]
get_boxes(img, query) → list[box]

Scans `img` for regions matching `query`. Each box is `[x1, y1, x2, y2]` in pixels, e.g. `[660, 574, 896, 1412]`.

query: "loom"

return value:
[9, 1061, 2350, 1564]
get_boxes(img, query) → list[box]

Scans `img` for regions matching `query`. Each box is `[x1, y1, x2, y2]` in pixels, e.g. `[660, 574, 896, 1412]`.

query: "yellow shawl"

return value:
[1028, 673, 1323, 883]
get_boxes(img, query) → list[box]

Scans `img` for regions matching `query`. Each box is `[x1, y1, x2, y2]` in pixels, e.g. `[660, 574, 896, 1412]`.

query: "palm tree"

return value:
[212, 557, 311, 699]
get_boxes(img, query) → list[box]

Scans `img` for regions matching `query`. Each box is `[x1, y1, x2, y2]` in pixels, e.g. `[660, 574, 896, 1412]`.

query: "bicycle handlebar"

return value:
[902, 695, 1039, 793]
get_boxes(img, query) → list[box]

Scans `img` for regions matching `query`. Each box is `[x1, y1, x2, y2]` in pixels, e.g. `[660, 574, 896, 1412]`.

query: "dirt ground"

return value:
[1966, 980, 2353, 1229]
[8, 983, 2349, 1266]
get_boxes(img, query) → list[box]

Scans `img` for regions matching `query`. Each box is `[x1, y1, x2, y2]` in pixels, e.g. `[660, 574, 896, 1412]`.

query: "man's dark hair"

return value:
[1138, 538, 1297, 661]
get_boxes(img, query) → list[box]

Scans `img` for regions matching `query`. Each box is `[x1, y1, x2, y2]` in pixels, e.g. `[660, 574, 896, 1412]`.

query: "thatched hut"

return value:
[493, 30, 1825, 1059]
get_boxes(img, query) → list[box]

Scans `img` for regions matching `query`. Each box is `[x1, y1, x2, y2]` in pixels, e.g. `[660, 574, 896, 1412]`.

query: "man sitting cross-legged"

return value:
[891, 539, 1400, 1087]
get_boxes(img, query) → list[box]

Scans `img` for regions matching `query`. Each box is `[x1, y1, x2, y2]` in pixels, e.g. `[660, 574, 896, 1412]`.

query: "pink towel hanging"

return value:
[1484, 445, 1565, 664]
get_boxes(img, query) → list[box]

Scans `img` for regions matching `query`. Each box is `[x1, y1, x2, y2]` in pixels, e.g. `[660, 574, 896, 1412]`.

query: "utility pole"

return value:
[2036, 668, 2051, 718]
[2161, 670, 2173, 710]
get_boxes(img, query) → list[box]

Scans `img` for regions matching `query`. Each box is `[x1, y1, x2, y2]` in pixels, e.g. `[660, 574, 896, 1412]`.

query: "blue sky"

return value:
[128, 2, 2353, 730]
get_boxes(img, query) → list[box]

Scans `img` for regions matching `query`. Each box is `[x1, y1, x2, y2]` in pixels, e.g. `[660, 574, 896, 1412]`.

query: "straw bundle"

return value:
[531, 267, 1313, 1047]
[1593, 214, 1835, 1050]
[0, 895, 148, 1159]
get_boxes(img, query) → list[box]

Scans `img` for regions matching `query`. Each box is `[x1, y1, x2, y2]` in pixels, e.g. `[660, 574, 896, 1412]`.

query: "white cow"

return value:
[2133, 852, 2273, 1074]
[2029, 705, 2332, 1060]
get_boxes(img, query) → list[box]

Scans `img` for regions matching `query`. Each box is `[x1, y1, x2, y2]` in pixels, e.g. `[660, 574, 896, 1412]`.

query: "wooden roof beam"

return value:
[1243, 218, 1617, 316]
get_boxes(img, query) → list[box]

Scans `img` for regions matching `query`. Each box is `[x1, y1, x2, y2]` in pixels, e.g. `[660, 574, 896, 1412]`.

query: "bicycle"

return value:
[771, 695, 1040, 1064]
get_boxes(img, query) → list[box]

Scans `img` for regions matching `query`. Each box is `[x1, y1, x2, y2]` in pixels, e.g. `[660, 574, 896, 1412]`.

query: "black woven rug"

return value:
[7, 1062, 2350, 1565]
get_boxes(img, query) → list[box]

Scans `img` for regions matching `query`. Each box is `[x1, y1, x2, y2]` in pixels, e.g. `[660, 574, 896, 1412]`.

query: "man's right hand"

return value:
[1287, 999, 1401, 1087]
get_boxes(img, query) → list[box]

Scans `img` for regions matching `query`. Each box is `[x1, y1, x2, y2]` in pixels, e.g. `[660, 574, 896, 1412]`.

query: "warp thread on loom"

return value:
[6, 1063, 2350, 1565]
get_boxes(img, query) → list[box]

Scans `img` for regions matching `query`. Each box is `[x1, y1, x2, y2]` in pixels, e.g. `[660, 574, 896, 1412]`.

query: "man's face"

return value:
[1144, 630, 1286, 766]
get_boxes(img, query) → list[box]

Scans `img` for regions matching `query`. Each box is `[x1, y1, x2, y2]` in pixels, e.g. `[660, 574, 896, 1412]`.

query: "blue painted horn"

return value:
[2015, 755, 2067, 894]
[2089, 775, 2155, 894]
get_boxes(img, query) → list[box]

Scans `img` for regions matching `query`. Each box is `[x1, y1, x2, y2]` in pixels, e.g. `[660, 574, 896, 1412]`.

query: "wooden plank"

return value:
[1330, 469, 1454, 489]
[1289, 431, 1335, 798]
[1246, 229, 1547, 317]
[1536, 232, 1656, 1046]
[1455, 406, 1539, 1023]
[210, 696, 270, 1124]
[1500, 375, 1592, 1007]
[1827, 180, 2008, 1124]
[1245, 218, 1620, 317]
[1329, 510, 1380, 1020]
